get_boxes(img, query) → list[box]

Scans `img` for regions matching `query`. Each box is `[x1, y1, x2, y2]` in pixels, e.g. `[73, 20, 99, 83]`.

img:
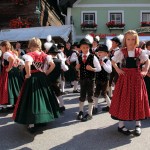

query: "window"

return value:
[81, 11, 97, 24]
[142, 13, 150, 22]
[108, 11, 124, 23]
[110, 13, 122, 24]
[83, 13, 95, 24]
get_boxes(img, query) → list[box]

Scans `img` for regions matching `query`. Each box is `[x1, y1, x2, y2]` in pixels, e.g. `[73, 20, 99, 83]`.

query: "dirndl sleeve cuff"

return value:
[3, 52, 14, 61]
[22, 54, 33, 62]
[111, 50, 124, 63]
[46, 55, 53, 63]
[139, 50, 149, 62]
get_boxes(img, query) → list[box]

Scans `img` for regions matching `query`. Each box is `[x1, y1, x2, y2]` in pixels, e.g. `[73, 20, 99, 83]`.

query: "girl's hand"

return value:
[141, 68, 148, 77]
[25, 74, 31, 78]
[116, 68, 125, 76]
[6, 68, 11, 72]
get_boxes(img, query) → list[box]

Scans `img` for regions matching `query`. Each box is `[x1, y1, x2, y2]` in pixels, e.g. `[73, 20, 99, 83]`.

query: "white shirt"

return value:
[77, 52, 101, 72]
[112, 50, 148, 63]
[70, 50, 78, 63]
[101, 56, 112, 73]
[57, 51, 66, 62]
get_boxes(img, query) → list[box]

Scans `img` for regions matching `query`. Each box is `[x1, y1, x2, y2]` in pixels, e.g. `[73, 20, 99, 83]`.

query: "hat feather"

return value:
[106, 39, 112, 51]
[44, 42, 53, 50]
[85, 34, 94, 44]
[95, 36, 100, 42]
[47, 35, 52, 42]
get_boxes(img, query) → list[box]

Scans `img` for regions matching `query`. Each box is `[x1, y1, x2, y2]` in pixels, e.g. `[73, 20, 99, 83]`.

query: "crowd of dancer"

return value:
[0, 30, 150, 136]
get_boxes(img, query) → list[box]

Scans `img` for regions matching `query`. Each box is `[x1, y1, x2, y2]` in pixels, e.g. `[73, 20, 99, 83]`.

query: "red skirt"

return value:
[0, 66, 9, 104]
[109, 68, 150, 121]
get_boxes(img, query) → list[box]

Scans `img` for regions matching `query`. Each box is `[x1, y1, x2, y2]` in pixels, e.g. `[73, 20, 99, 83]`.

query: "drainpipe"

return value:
[57, 0, 67, 24]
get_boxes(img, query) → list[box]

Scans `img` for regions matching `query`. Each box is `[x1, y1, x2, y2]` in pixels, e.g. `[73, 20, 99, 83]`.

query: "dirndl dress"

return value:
[0, 52, 24, 105]
[109, 48, 150, 121]
[13, 51, 60, 124]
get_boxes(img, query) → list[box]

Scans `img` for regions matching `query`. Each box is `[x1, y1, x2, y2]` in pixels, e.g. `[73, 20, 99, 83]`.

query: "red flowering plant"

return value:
[81, 22, 98, 28]
[9, 17, 31, 28]
[106, 21, 125, 28]
[13, 0, 31, 5]
[141, 22, 150, 27]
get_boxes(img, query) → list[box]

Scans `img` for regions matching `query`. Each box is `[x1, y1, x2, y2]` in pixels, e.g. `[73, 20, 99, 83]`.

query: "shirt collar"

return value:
[82, 52, 90, 57]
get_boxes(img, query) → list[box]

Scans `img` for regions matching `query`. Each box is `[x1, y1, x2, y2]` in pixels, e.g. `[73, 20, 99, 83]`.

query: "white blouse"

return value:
[112, 50, 148, 63]
[3, 52, 17, 61]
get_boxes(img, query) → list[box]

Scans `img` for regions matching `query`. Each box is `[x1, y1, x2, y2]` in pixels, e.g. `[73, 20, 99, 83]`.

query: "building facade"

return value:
[66, 0, 150, 42]
[0, 0, 64, 30]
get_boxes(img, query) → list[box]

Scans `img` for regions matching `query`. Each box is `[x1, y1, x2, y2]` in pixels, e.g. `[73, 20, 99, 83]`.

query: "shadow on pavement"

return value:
[50, 123, 133, 150]
[0, 123, 34, 150]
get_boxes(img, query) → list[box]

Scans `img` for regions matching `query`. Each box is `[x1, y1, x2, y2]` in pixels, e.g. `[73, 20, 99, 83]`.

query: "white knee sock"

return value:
[118, 121, 124, 128]
[61, 81, 65, 92]
[105, 95, 111, 107]
[73, 81, 78, 91]
[108, 86, 112, 97]
[88, 103, 93, 116]
[79, 102, 84, 112]
[136, 121, 141, 127]
[58, 96, 64, 107]
[93, 97, 98, 108]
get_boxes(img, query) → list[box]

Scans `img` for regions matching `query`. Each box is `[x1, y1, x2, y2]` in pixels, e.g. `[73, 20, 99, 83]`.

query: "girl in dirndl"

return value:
[13, 37, 60, 133]
[0, 41, 24, 112]
[109, 30, 150, 136]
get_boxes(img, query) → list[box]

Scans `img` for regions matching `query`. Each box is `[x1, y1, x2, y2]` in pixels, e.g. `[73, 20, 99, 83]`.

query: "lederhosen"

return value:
[94, 59, 110, 98]
[69, 50, 80, 81]
[78, 54, 95, 103]
[144, 55, 150, 105]
[109, 49, 119, 86]
[47, 58, 62, 97]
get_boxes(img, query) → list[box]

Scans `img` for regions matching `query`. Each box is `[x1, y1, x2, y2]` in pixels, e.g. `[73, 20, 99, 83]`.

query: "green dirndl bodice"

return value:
[13, 71, 60, 124]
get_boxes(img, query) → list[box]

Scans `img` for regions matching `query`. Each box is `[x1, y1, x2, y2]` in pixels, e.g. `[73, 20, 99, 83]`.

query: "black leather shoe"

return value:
[27, 127, 36, 133]
[76, 111, 83, 120]
[81, 114, 92, 122]
[59, 106, 66, 113]
[73, 90, 80, 93]
[118, 126, 131, 135]
[102, 106, 109, 112]
[61, 92, 67, 95]
[134, 126, 141, 136]
[92, 107, 98, 115]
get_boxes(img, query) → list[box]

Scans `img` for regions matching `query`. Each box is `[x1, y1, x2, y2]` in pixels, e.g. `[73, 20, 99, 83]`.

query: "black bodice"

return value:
[122, 57, 140, 68]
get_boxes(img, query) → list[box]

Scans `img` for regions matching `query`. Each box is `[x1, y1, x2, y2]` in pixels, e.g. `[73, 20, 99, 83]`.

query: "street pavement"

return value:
[0, 86, 150, 150]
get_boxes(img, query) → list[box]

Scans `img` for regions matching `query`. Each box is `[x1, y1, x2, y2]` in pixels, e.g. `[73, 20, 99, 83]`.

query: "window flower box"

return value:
[81, 22, 98, 31]
[106, 21, 125, 28]
[141, 22, 150, 27]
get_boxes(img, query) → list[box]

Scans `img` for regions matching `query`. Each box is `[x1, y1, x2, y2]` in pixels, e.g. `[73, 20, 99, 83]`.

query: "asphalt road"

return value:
[0, 87, 150, 150]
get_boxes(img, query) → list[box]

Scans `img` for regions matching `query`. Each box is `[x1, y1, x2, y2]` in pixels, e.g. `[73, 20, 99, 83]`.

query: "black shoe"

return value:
[27, 127, 36, 133]
[61, 92, 67, 95]
[35, 123, 47, 127]
[59, 106, 66, 113]
[118, 126, 131, 135]
[73, 90, 80, 93]
[102, 106, 109, 112]
[92, 107, 98, 115]
[134, 126, 141, 136]
[81, 114, 92, 122]
[76, 111, 83, 120]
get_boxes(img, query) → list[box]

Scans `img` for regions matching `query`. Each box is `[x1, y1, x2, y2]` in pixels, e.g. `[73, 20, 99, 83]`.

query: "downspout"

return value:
[57, 0, 67, 24]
